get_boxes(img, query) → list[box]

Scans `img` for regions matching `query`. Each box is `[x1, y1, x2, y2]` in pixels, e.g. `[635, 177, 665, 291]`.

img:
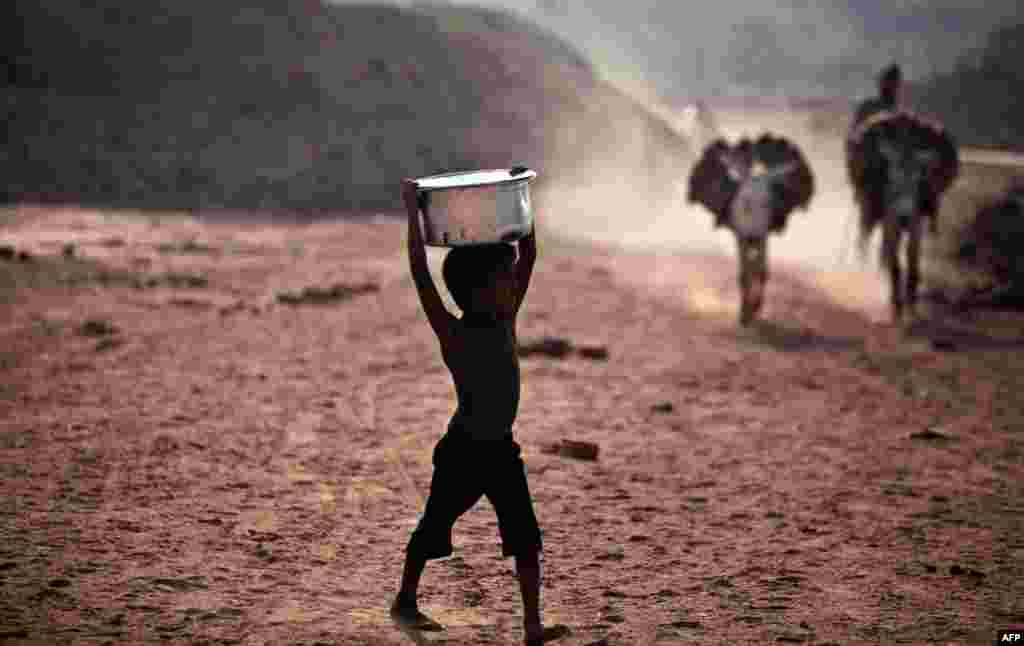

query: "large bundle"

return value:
[750, 133, 815, 231]
[687, 133, 814, 233]
[687, 138, 738, 227]
[846, 110, 959, 239]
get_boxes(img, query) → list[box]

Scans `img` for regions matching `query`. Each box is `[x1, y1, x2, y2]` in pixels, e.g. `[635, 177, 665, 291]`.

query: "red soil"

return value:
[0, 206, 1021, 645]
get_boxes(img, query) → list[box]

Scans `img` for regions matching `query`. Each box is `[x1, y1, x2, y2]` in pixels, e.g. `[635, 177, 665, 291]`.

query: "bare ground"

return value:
[1, 206, 1022, 646]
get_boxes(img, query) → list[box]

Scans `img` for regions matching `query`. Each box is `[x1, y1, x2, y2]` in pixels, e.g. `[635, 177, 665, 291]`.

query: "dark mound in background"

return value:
[910, 22, 1024, 153]
[2, 0, 693, 211]
[954, 186, 1024, 308]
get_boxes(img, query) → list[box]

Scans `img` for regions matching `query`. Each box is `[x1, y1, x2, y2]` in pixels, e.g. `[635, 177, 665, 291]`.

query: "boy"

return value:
[391, 179, 567, 646]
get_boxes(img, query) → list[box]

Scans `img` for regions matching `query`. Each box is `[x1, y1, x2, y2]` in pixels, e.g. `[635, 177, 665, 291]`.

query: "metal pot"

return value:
[413, 167, 537, 247]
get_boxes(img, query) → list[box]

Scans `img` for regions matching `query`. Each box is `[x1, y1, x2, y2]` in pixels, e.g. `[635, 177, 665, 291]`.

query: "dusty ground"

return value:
[1, 205, 1023, 646]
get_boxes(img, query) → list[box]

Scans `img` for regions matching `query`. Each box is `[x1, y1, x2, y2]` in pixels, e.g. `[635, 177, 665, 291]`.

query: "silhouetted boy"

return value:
[391, 179, 567, 646]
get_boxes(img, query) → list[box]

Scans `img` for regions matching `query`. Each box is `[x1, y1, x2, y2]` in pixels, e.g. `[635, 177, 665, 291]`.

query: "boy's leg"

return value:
[393, 553, 426, 611]
[392, 433, 482, 630]
[516, 551, 542, 642]
[393, 485, 480, 631]
[391, 553, 442, 631]
[485, 441, 568, 645]
[516, 554, 570, 645]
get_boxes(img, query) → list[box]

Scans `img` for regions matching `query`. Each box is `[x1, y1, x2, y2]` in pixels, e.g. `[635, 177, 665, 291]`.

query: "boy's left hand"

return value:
[401, 179, 419, 215]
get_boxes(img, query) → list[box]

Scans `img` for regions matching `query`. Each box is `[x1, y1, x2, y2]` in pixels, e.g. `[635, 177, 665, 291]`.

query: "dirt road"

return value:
[1, 206, 1022, 645]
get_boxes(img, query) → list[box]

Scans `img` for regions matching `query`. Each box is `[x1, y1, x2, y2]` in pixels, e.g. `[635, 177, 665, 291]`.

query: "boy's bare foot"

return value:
[525, 623, 571, 646]
[389, 602, 444, 631]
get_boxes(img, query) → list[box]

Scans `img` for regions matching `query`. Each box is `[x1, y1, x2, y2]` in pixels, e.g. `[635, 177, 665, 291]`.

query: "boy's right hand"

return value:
[401, 179, 420, 217]
[403, 178, 455, 340]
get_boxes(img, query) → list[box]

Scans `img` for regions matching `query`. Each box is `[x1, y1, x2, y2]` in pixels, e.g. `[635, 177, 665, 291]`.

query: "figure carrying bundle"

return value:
[846, 110, 959, 323]
[687, 133, 815, 325]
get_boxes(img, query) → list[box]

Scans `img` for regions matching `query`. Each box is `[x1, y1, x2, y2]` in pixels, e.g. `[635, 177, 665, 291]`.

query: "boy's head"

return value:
[442, 243, 518, 318]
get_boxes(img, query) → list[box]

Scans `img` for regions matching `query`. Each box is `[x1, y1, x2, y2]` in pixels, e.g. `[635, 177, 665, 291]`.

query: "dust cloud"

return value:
[537, 99, 891, 316]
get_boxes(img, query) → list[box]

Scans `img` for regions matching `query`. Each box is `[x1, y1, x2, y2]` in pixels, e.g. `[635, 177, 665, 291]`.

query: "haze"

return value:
[357, 0, 1022, 97]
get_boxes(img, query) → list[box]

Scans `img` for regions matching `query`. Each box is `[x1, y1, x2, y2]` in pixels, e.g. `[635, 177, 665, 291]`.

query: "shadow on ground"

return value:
[904, 315, 1024, 351]
[729, 319, 866, 352]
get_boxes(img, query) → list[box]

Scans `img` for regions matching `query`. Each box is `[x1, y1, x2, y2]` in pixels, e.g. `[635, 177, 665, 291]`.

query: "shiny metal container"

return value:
[414, 167, 537, 247]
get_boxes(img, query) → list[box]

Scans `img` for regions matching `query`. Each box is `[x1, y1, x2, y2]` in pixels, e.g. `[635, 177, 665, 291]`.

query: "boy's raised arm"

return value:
[513, 225, 537, 313]
[403, 179, 456, 342]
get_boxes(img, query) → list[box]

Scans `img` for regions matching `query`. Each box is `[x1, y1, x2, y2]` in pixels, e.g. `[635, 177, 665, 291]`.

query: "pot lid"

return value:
[414, 167, 537, 190]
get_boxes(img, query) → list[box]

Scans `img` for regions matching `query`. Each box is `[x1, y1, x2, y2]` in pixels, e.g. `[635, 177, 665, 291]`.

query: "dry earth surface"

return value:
[1, 206, 1023, 646]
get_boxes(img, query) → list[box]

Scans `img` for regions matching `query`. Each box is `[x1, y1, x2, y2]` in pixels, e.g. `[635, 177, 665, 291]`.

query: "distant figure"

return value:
[851, 63, 904, 132]
[846, 111, 959, 323]
[687, 134, 815, 325]
[678, 99, 721, 154]
[392, 180, 569, 646]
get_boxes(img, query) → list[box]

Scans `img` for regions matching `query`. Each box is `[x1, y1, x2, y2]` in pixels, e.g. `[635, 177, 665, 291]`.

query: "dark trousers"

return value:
[406, 431, 542, 560]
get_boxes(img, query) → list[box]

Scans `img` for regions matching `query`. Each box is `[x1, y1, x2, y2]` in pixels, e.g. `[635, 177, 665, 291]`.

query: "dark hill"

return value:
[3, 1, 693, 211]
[908, 22, 1024, 152]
